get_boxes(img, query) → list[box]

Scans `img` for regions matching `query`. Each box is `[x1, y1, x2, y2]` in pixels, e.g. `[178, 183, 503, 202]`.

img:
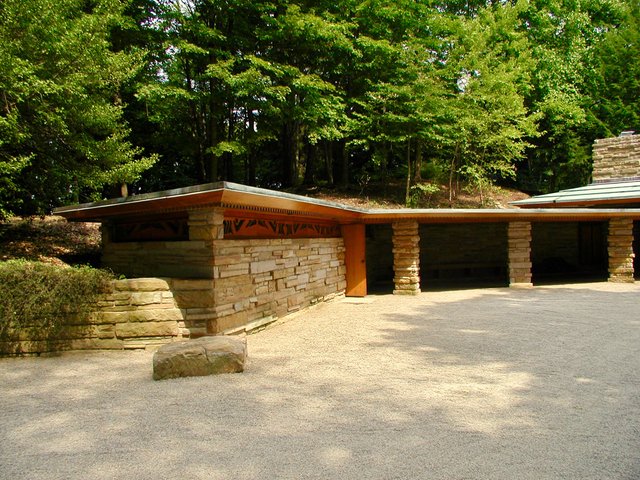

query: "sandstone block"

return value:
[115, 321, 179, 338]
[116, 278, 171, 292]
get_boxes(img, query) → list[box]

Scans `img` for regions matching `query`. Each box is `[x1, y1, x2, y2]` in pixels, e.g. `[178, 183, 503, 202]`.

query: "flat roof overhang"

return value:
[54, 182, 364, 223]
[363, 208, 640, 223]
[54, 182, 640, 224]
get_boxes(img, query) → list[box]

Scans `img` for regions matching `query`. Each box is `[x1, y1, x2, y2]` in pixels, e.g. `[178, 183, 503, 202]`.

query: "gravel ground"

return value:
[1, 282, 639, 480]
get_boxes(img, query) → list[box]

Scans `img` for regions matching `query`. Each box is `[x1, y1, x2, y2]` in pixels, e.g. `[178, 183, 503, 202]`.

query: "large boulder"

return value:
[153, 336, 247, 380]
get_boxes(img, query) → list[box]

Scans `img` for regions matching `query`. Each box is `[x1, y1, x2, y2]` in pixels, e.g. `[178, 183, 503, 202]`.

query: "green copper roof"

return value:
[511, 179, 640, 208]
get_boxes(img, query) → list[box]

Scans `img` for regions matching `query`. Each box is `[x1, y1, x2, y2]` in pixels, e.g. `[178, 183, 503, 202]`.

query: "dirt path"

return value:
[1, 282, 639, 479]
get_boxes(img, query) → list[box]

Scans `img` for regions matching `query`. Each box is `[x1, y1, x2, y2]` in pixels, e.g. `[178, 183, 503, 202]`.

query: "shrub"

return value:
[0, 260, 114, 354]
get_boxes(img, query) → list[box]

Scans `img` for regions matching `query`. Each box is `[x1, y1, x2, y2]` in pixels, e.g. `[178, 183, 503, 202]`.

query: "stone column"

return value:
[188, 208, 224, 241]
[187, 208, 224, 335]
[608, 218, 635, 283]
[392, 221, 420, 295]
[508, 222, 533, 287]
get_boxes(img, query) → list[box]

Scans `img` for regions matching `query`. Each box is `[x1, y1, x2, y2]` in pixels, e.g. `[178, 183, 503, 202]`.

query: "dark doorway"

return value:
[532, 222, 608, 284]
[420, 223, 509, 290]
[365, 224, 394, 293]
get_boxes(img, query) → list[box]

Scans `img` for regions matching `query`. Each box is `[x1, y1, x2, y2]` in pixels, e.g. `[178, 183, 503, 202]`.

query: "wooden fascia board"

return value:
[55, 190, 225, 221]
[362, 209, 640, 223]
[219, 189, 363, 223]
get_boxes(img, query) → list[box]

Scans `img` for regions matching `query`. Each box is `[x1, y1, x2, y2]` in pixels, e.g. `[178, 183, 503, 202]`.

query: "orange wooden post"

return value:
[342, 224, 367, 297]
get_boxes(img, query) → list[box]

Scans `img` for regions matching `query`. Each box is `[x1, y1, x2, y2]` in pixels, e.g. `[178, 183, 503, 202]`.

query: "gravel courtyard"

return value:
[1, 282, 639, 480]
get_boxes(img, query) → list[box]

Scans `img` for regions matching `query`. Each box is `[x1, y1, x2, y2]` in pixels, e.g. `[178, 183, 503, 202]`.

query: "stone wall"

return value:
[1, 278, 213, 355]
[101, 210, 222, 279]
[592, 134, 640, 182]
[211, 238, 346, 334]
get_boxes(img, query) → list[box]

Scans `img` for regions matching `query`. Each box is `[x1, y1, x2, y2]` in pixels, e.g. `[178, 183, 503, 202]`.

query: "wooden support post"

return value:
[342, 224, 367, 297]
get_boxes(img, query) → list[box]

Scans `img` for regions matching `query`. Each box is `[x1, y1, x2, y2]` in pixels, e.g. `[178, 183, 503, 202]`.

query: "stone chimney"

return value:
[592, 132, 640, 183]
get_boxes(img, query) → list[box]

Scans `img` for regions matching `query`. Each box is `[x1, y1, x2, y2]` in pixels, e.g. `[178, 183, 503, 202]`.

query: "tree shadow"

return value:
[1, 283, 640, 479]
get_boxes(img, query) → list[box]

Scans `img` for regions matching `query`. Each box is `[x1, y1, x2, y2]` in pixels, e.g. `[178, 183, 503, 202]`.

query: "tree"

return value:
[0, 0, 156, 217]
[588, 1, 640, 137]
[517, 0, 626, 192]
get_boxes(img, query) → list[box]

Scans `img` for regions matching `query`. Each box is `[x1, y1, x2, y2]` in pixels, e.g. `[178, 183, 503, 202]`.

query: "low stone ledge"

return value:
[152, 336, 247, 380]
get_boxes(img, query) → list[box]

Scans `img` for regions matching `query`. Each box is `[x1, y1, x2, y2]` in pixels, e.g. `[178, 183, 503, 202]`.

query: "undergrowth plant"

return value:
[0, 260, 114, 354]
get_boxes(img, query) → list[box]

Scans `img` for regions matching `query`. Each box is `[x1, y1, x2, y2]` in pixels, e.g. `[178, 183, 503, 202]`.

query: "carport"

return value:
[362, 208, 640, 295]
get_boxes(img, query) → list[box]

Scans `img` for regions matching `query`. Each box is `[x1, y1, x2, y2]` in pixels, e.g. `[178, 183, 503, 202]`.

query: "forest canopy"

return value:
[1, 0, 638, 217]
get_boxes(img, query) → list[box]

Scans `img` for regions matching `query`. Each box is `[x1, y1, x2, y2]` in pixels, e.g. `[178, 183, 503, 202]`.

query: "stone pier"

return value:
[608, 218, 635, 283]
[392, 221, 420, 295]
[508, 222, 533, 287]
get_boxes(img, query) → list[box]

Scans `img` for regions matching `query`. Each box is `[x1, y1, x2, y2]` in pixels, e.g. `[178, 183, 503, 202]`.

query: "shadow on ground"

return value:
[1, 283, 639, 479]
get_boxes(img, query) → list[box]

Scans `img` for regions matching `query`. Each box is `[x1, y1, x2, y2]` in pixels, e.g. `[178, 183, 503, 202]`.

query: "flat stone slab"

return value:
[152, 336, 246, 380]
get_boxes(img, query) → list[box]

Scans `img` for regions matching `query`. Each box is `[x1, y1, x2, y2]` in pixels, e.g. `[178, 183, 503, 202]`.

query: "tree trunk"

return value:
[247, 109, 256, 186]
[282, 122, 298, 187]
[405, 140, 412, 206]
[337, 140, 349, 188]
[323, 140, 334, 186]
[206, 80, 218, 182]
[449, 144, 459, 205]
[414, 141, 423, 182]
[303, 142, 316, 185]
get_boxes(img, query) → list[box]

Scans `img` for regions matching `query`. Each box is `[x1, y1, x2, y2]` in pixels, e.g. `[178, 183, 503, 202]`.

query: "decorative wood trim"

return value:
[224, 217, 341, 239]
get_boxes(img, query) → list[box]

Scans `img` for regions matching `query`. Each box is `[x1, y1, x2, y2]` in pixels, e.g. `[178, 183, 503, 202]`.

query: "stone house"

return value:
[55, 145, 640, 344]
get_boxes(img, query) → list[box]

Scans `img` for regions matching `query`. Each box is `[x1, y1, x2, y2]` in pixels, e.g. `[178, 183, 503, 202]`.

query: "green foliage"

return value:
[408, 183, 441, 208]
[2, 0, 638, 206]
[0, 0, 156, 216]
[0, 260, 114, 354]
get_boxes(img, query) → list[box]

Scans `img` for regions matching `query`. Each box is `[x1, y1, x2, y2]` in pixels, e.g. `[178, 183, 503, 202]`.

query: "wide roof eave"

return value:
[53, 182, 366, 222]
[53, 182, 640, 224]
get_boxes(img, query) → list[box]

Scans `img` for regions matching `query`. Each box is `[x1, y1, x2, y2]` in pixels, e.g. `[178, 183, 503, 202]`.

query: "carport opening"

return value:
[419, 223, 508, 291]
[532, 221, 608, 285]
[365, 224, 394, 293]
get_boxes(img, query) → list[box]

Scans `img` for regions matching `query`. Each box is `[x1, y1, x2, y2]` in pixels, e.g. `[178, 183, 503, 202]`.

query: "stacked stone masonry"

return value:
[508, 222, 533, 286]
[608, 218, 635, 282]
[101, 209, 223, 279]
[592, 134, 640, 182]
[211, 238, 346, 334]
[392, 221, 420, 295]
[1, 278, 212, 355]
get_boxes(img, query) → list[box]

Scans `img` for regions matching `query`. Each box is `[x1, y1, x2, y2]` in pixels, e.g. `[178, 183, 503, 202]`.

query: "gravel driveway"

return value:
[1, 282, 639, 480]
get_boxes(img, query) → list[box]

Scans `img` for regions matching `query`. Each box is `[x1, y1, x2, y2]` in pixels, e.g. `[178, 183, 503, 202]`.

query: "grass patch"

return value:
[0, 260, 114, 355]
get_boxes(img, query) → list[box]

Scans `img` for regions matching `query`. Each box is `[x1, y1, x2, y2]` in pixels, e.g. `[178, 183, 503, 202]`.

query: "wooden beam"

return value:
[342, 224, 367, 297]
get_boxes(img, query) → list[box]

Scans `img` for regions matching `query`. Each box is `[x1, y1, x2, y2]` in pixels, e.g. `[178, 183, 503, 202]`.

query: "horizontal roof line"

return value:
[54, 182, 640, 223]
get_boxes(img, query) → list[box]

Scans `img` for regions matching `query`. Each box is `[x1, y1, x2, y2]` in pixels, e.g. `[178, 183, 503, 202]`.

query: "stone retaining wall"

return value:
[1, 278, 214, 355]
[593, 134, 640, 182]
[211, 238, 346, 334]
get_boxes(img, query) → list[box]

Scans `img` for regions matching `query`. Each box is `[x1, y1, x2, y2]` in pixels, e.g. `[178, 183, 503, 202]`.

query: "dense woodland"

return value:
[1, 0, 639, 217]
